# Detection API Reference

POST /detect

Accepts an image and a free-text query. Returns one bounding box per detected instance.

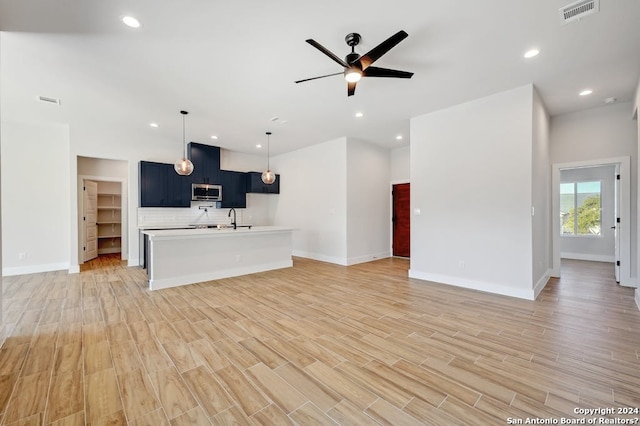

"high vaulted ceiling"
[1,0,639,156]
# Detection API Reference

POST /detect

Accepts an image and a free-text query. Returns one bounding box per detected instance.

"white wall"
[635,77,640,309]
[346,139,391,264]
[560,165,616,262]
[550,102,638,279]
[391,145,410,183]
[410,85,536,299]
[270,138,348,264]
[1,122,71,275]
[532,88,551,296]
[0,34,3,339]
[270,136,392,265]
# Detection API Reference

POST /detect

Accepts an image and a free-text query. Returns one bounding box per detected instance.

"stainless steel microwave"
[192,183,222,201]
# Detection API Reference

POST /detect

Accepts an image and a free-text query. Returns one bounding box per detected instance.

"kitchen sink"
[190,224,252,229]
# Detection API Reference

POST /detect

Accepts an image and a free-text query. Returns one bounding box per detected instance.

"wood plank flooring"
[1,256,639,425]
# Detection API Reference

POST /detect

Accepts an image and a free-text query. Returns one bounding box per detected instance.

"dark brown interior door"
[392,183,410,257]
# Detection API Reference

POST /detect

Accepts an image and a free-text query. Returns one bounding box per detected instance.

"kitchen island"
[142,226,293,290]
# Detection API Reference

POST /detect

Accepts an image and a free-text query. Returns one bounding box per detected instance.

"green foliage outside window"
[562,195,601,235]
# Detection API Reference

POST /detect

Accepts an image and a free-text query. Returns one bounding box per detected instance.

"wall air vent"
[38,96,61,105]
[559,0,599,24]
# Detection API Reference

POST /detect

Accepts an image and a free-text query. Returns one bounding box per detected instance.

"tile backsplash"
[138,205,245,228]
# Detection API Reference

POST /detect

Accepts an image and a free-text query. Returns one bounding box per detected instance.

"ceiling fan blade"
[359,30,409,70]
[306,39,349,68]
[295,72,343,84]
[363,66,414,79]
[347,81,356,97]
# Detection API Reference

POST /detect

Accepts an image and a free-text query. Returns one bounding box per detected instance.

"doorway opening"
[552,157,631,287]
[77,156,128,265]
[392,183,410,258]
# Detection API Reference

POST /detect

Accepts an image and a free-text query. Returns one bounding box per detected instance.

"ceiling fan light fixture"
[345,67,362,83]
[175,110,194,176]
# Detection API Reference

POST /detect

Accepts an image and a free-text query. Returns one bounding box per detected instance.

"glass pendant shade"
[261,131,276,185]
[261,170,275,185]
[175,158,194,175]
[176,110,194,176]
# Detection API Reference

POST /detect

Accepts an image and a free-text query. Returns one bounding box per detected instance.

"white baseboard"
[292,250,348,266]
[408,269,535,300]
[635,289,640,311]
[2,262,70,277]
[346,251,391,266]
[291,250,391,266]
[561,253,615,263]
[533,270,551,299]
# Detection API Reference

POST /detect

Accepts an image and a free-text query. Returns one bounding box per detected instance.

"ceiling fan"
[295,30,414,96]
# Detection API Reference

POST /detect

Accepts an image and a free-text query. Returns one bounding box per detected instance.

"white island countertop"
[142,225,293,238]
[142,225,294,290]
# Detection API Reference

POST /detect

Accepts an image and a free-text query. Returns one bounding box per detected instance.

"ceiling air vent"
[559,0,599,24]
[38,96,61,105]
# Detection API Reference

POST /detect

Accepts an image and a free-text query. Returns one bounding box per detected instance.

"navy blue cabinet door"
[188,142,221,184]
[218,170,247,208]
[246,171,280,194]
[140,161,191,207]
[167,172,191,207]
[140,161,169,207]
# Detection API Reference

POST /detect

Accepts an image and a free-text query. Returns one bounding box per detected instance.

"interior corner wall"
[1,121,71,276]
[531,87,551,297]
[346,139,391,264]
[270,138,348,264]
[409,85,535,299]
[550,102,638,280]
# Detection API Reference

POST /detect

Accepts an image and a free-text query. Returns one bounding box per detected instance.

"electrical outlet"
[236,254,241,262]
[18,252,26,260]
[458,260,465,270]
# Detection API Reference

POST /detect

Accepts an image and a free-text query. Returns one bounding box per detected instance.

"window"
[560,181,602,236]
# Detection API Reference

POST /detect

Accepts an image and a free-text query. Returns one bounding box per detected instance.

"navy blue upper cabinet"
[246,171,280,194]
[188,142,220,184]
[218,170,247,208]
[139,161,191,207]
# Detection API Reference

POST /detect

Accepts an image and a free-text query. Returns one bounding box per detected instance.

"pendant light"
[174,110,194,175]
[261,131,276,185]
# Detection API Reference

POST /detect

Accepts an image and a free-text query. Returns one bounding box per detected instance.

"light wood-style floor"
[1,256,639,425]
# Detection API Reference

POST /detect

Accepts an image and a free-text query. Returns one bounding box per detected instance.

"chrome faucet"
[228,208,237,229]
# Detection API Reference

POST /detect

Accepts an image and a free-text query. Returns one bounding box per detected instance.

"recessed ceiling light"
[211,135,218,140]
[579,89,593,96]
[256,144,262,149]
[149,122,158,128]
[396,135,403,140]
[523,49,540,59]
[122,16,141,28]
[355,112,364,118]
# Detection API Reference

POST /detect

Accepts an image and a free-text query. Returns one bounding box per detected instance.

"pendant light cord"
[266,131,272,170]
[180,110,189,157]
